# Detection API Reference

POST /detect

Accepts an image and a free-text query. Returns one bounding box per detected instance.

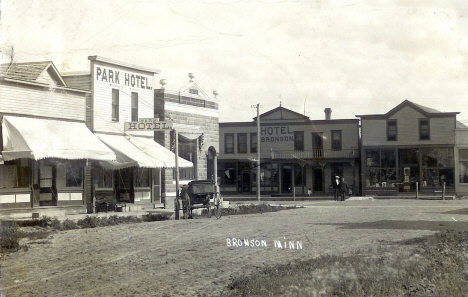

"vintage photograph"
[1,0,468,296]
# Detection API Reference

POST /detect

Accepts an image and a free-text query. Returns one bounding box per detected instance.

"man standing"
[332,175,340,201]
[340,177,348,201]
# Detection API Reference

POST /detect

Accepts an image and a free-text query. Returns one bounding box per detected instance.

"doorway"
[281,165,292,193]
[241,172,251,193]
[313,167,323,192]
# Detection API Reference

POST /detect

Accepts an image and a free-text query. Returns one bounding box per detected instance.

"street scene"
[2,1,468,296]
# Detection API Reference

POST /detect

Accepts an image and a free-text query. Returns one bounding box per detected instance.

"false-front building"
[218,106,360,196]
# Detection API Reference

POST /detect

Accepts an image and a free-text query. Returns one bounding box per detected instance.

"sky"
[1,0,468,124]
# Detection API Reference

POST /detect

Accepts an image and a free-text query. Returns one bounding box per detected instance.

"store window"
[250,133,257,153]
[177,138,197,180]
[419,119,430,140]
[459,149,468,184]
[225,134,234,154]
[131,92,138,121]
[365,149,397,188]
[331,130,342,151]
[94,167,113,189]
[420,147,454,187]
[112,89,119,121]
[66,163,83,188]
[221,162,237,185]
[238,133,247,153]
[134,168,151,188]
[0,159,30,189]
[387,120,397,141]
[294,131,304,151]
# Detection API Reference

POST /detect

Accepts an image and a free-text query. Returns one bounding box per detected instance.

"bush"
[1,221,20,251]
[77,215,99,228]
[61,219,78,230]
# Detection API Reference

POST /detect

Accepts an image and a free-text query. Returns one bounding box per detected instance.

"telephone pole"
[252,104,261,201]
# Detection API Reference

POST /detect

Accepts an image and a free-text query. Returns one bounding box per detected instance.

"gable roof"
[254,106,310,121]
[179,80,209,97]
[0,61,66,86]
[356,99,459,119]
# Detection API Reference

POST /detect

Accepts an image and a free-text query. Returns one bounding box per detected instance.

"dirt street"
[1,199,468,297]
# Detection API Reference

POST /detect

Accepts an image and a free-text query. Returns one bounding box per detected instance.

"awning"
[97,134,193,169]
[1,116,116,161]
[173,123,203,140]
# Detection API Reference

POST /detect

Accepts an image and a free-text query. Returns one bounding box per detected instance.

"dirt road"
[1,199,467,296]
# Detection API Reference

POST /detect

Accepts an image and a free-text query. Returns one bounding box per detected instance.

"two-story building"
[62,56,192,212]
[154,73,220,201]
[218,106,360,196]
[0,61,116,218]
[357,100,459,196]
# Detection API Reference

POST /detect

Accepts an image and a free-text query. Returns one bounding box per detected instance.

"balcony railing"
[271,149,358,160]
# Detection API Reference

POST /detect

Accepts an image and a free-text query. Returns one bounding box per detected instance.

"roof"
[356,99,459,118]
[254,106,310,121]
[0,61,66,86]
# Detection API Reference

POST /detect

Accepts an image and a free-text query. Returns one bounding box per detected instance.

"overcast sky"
[1,0,468,123]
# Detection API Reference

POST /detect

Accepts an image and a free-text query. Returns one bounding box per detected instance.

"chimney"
[325,108,332,120]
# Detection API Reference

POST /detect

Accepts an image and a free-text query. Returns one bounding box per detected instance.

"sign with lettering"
[261,126,294,143]
[95,66,153,90]
[125,119,173,131]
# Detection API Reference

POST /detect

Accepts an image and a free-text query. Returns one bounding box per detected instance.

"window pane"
[366,150,379,167]
[112,89,119,121]
[459,161,468,183]
[131,92,138,121]
[66,163,83,187]
[250,133,257,153]
[331,131,342,150]
[294,131,304,151]
[225,134,234,153]
[238,134,247,153]
[381,149,396,168]
[420,119,429,140]
[387,120,397,141]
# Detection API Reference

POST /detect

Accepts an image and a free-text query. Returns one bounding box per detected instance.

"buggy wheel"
[213,193,222,219]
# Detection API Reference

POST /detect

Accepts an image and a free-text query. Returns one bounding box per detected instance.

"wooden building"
[0,61,115,218]
[218,106,360,196]
[62,56,192,212]
[357,100,459,196]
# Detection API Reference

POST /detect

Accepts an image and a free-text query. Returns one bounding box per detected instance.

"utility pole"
[252,104,261,201]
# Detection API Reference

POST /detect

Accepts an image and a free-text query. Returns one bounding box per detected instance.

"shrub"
[61,219,78,230]
[77,215,99,228]
[1,221,20,251]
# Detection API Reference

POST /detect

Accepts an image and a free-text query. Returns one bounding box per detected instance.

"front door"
[281,165,292,193]
[38,161,57,206]
[313,167,323,192]
[241,172,251,193]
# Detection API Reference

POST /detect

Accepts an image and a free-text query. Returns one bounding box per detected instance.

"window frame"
[419,118,430,140]
[112,88,119,122]
[131,92,138,122]
[331,130,342,151]
[237,133,247,154]
[294,131,304,151]
[387,119,397,141]
[225,133,234,154]
[250,133,257,153]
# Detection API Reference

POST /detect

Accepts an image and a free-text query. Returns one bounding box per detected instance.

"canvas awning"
[1,116,116,161]
[173,123,203,140]
[96,134,193,169]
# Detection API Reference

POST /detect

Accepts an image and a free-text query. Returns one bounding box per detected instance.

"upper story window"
[294,131,304,151]
[131,92,138,122]
[238,133,247,153]
[387,120,397,141]
[250,133,257,153]
[419,118,430,140]
[112,89,119,122]
[331,130,342,151]
[225,134,234,154]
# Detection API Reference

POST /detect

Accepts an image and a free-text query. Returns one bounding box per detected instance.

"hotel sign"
[124,118,173,131]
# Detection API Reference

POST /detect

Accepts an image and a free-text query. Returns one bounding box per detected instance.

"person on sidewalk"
[340,177,348,201]
[333,176,340,201]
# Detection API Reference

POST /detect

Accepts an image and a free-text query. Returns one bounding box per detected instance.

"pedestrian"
[332,175,340,201]
[340,177,348,201]
[307,188,312,196]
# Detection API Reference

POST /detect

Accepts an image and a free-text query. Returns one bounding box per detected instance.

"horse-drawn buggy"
[175,180,222,219]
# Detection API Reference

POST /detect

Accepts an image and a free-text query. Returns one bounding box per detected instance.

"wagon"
[175,180,222,219]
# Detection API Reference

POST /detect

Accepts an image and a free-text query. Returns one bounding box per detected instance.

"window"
[221,162,237,185]
[312,132,323,157]
[459,149,468,184]
[331,130,342,150]
[94,168,113,189]
[238,133,247,153]
[112,89,119,121]
[387,120,397,141]
[66,163,83,187]
[134,168,151,188]
[0,159,30,189]
[176,138,197,180]
[419,119,430,140]
[294,131,304,151]
[250,133,257,153]
[225,134,234,154]
[131,92,138,121]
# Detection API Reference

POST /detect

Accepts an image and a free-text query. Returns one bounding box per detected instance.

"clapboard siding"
[0,82,85,121]
[92,61,155,136]
[62,75,92,129]
[362,106,456,147]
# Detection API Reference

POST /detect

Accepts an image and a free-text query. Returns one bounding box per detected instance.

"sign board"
[124,118,173,131]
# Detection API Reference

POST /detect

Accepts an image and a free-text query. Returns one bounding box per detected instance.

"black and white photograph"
[1,1,468,296]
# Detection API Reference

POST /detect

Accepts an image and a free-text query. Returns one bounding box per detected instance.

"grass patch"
[222,203,297,216]
[225,230,468,296]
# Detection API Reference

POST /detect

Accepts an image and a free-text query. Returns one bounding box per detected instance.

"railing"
[271,149,359,160]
